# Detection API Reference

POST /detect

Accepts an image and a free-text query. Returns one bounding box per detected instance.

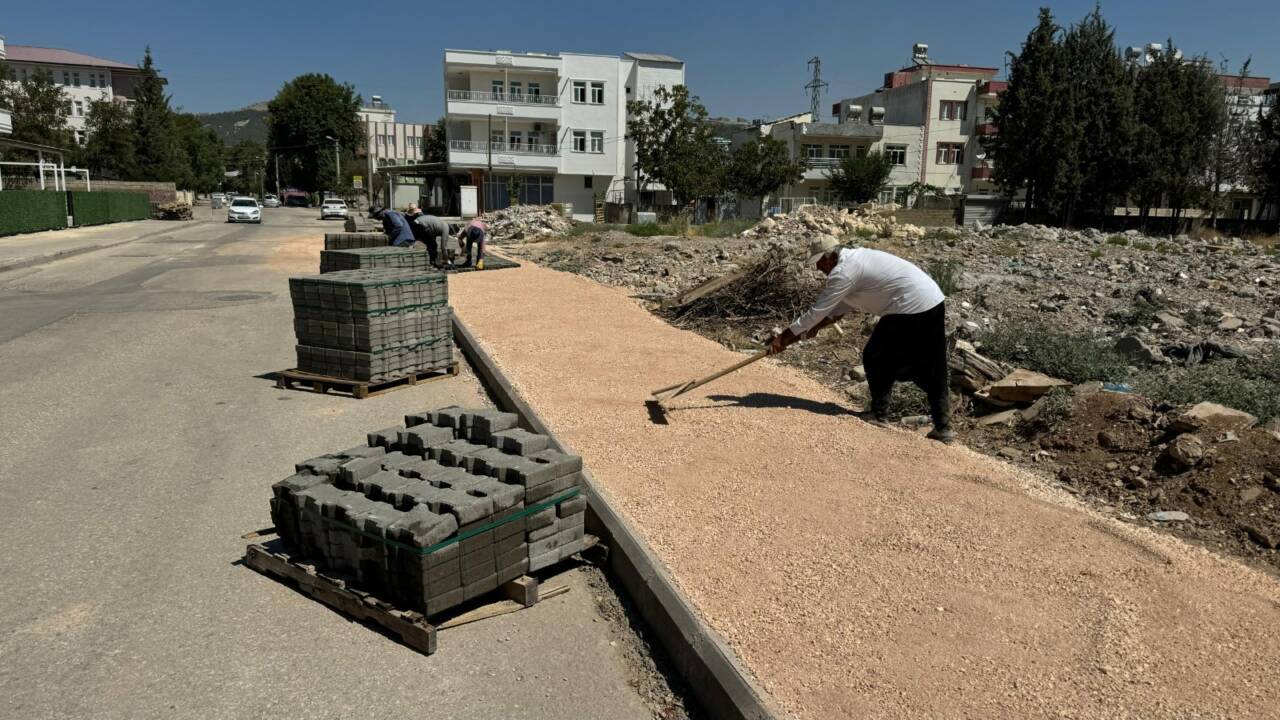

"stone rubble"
[482,205,573,242]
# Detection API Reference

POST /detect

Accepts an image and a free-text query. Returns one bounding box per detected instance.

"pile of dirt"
[482,205,573,242]
[738,203,926,242]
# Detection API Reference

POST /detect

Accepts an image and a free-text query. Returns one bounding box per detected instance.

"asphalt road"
[0,208,666,719]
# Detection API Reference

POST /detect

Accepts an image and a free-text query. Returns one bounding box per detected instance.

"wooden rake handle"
[651,348,772,400]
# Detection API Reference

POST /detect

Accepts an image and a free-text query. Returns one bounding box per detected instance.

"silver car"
[227,197,262,224]
[262,194,280,208]
[320,199,348,220]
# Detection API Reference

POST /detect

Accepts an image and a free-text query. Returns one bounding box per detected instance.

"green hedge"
[0,190,68,236]
[70,191,151,226]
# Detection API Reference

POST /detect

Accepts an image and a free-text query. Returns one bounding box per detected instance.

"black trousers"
[408,227,439,263]
[863,301,950,429]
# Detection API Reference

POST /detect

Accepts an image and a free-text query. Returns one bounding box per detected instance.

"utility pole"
[274,153,280,197]
[805,57,829,122]
[325,135,341,198]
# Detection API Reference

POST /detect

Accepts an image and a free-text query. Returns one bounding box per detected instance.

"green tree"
[130,47,181,181]
[726,136,804,216]
[82,98,137,180]
[224,139,266,196]
[1250,96,1280,219]
[173,113,224,193]
[827,151,893,203]
[0,67,75,151]
[423,117,448,164]
[1207,60,1255,223]
[1133,42,1224,222]
[626,85,727,208]
[266,73,362,194]
[989,8,1067,217]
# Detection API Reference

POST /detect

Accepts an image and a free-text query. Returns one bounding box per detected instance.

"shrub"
[1107,234,1130,246]
[1016,387,1073,437]
[993,239,1020,257]
[925,258,963,296]
[1134,351,1280,423]
[0,190,67,236]
[1106,296,1161,329]
[853,226,879,240]
[1133,240,1153,251]
[695,218,756,237]
[978,322,1130,384]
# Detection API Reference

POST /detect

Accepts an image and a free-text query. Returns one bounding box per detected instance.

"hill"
[195,102,269,145]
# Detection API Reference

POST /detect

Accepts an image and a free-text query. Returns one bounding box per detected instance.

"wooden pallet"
[275,362,459,399]
[242,531,575,656]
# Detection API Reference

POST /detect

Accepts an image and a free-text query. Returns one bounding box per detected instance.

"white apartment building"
[0,36,11,135]
[358,96,431,169]
[442,48,684,219]
[838,50,1002,202]
[1,39,151,145]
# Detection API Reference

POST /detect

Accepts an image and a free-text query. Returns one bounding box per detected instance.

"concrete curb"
[452,316,782,720]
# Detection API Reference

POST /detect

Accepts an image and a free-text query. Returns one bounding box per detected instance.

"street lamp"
[325,135,340,193]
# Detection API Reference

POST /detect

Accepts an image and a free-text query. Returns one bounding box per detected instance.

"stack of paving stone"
[288,268,452,382]
[320,246,434,273]
[269,406,587,616]
[324,232,388,251]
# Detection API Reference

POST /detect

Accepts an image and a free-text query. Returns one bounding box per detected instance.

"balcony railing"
[450,140,559,156]
[447,89,560,107]
[804,157,844,169]
[971,166,994,180]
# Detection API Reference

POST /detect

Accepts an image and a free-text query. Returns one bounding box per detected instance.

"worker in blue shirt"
[369,206,414,247]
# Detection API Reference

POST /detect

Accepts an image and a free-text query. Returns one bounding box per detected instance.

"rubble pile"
[271,406,586,616]
[739,203,926,242]
[483,205,573,242]
[153,202,193,220]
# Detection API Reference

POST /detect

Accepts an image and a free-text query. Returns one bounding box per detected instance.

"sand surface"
[450,263,1280,720]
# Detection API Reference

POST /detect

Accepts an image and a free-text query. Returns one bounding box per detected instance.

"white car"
[262,194,280,208]
[226,197,262,224]
[320,199,348,220]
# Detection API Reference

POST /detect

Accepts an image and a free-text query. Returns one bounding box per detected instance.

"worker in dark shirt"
[368,206,414,247]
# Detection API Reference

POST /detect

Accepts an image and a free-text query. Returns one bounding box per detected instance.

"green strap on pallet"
[322,487,581,556]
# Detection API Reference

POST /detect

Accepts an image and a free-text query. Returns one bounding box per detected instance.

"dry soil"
[450,263,1280,720]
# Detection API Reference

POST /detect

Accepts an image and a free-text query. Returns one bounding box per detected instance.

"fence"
[68,191,152,226]
[0,190,68,236]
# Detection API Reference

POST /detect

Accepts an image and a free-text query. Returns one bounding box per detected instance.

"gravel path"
[450,263,1280,720]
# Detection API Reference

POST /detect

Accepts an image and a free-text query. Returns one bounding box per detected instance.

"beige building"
[358,96,431,170]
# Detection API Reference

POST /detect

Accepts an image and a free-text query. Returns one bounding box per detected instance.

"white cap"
[806,235,842,264]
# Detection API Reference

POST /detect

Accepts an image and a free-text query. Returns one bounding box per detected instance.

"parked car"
[262,194,280,208]
[227,197,262,224]
[320,198,348,220]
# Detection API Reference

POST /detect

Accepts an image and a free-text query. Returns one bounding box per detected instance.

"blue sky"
[6,1,1278,123]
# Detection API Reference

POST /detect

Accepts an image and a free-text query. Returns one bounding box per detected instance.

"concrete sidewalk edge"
[453,314,784,720]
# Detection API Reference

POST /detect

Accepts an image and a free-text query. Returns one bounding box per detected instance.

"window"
[72,72,80,87]
[63,71,71,85]
[572,81,587,103]
[527,130,542,147]
[491,80,504,98]
[584,175,593,189]
[589,130,604,153]
[939,100,966,121]
[802,144,823,159]
[935,142,964,165]
[509,81,522,99]
[74,100,83,117]
[508,130,523,148]
[99,73,107,87]
[828,145,851,159]
[528,82,541,98]
[75,130,85,145]
[19,68,28,82]
[89,74,97,88]
[572,130,587,152]
[885,144,907,165]
[491,130,504,148]
[590,82,604,104]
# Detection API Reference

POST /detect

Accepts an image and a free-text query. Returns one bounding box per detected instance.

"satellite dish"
[976,152,987,161]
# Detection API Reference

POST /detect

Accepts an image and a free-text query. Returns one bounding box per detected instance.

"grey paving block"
[528,548,560,572]
[525,506,556,531]
[463,573,499,601]
[434,489,495,527]
[378,451,417,471]
[528,520,560,543]
[385,505,459,549]
[367,425,405,449]
[527,534,562,559]
[398,459,466,485]
[494,529,525,555]
[357,469,417,501]
[558,537,587,561]
[461,556,497,584]
[528,448,584,477]
[398,424,454,454]
[550,471,585,494]
[489,428,551,456]
[339,445,387,460]
[492,505,528,539]
[294,456,344,477]
[559,511,586,530]
[426,588,465,616]
[525,480,558,504]
[497,557,530,584]
[496,544,528,571]
[338,456,383,486]
[431,406,468,431]
[463,409,519,444]
[430,439,487,467]
[438,473,524,512]
[557,495,587,518]
[458,527,495,555]
[488,456,558,488]
[296,483,351,561]
[403,411,432,428]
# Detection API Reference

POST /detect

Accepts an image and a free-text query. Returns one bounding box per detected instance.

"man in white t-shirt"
[768,236,953,443]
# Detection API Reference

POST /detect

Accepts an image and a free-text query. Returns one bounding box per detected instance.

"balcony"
[974,121,997,136]
[971,166,993,180]
[446,89,560,107]
[978,80,1008,96]
[448,139,559,171]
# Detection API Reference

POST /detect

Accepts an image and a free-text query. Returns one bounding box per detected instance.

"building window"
[73,72,80,87]
[935,142,965,165]
[828,145,851,159]
[99,73,107,87]
[589,131,604,153]
[74,100,83,117]
[885,144,907,165]
[508,130,523,148]
[528,82,541,98]
[584,175,593,189]
[63,71,71,85]
[590,82,604,104]
[75,130,85,145]
[89,74,97,88]
[509,81,523,100]
[801,144,823,159]
[572,130,587,152]
[572,81,587,103]
[491,80,505,98]
[939,100,966,121]
[20,68,28,82]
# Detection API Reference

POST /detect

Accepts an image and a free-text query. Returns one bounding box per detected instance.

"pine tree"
[130,47,180,181]
[173,113,225,193]
[989,8,1066,217]
[82,98,137,179]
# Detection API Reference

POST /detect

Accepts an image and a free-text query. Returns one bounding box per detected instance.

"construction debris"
[270,406,586,617]
[482,205,573,242]
[153,201,193,220]
[738,204,926,242]
[664,246,819,324]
